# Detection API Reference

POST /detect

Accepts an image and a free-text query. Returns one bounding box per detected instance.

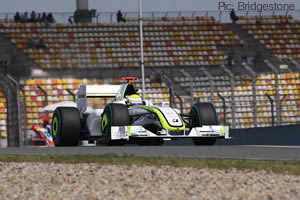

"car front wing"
[110,125,230,140]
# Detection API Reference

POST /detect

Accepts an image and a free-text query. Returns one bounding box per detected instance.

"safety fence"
[0,66,299,147]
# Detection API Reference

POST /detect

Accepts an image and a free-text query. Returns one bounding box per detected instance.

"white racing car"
[51,77,230,146]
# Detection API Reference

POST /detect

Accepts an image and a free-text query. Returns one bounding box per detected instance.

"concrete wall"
[216,124,300,145]
[163,124,300,146]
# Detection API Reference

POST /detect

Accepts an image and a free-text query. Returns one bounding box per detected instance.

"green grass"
[1,154,300,175]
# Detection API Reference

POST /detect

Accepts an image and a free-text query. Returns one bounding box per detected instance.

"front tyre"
[99,103,130,145]
[189,103,218,145]
[52,107,81,146]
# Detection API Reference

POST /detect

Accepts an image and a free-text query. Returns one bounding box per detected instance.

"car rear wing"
[77,85,122,116]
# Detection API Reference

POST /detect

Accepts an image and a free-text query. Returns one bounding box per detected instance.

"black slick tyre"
[52,107,81,146]
[99,103,130,146]
[189,103,218,145]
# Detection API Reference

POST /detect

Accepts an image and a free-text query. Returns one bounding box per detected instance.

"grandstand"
[0,9,299,147]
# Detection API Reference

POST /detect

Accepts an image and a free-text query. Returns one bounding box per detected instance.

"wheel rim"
[101,113,108,132]
[52,116,58,137]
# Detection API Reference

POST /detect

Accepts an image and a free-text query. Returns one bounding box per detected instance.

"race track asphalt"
[1,145,300,161]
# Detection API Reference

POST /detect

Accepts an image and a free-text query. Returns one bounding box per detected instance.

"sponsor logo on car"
[172,119,179,122]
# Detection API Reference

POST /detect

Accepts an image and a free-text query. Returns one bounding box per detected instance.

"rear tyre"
[99,103,130,146]
[52,107,81,146]
[189,103,218,145]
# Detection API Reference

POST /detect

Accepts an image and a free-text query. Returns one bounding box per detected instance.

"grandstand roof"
[1,0,299,13]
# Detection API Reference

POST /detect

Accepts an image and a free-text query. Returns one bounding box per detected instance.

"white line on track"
[245,145,300,149]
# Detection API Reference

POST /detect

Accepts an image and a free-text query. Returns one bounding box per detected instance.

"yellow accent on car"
[130,94,140,98]
[127,126,132,136]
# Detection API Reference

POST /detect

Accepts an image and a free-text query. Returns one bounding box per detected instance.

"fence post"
[37,85,48,117]
[160,71,179,110]
[220,64,236,128]
[67,89,76,102]
[265,94,274,126]
[6,74,22,147]
[180,69,194,106]
[19,86,27,138]
[217,92,226,125]
[168,84,177,108]
[289,58,300,71]
[110,13,113,23]
[280,95,287,125]
[264,60,280,125]
[201,68,214,106]
[242,62,257,127]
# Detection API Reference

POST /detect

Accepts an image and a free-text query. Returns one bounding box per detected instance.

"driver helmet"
[32,124,40,132]
[42,117,49,128]
[42,117,49,123]
[126,94,143,106]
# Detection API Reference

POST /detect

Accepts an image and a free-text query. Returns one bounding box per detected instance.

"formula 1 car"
[25,125,54,147]
[51,77,229,146]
